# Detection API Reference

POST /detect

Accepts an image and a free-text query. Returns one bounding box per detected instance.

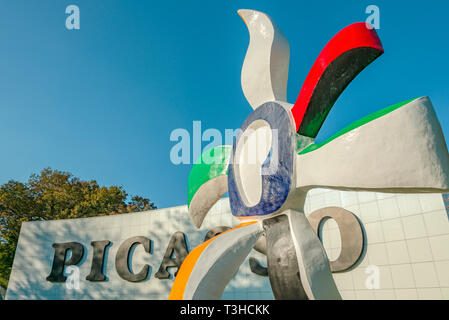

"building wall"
[5,189,449,300]
[308,189,449,300]
[5,198,273,300]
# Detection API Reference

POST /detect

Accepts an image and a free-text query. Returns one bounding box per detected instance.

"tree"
[0,168,156,288]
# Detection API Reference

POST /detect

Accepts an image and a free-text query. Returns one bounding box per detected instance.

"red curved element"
[291,22,384,137]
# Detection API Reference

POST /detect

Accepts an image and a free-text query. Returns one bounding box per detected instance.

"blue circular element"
[228,102,295,217]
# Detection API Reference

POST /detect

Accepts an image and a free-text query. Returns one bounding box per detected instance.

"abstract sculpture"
[169,9,449,300]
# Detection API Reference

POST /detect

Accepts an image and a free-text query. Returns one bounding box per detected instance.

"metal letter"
[307,207,364,272]
[46,242,84,282]
[86,240,111,281]
[155,232,189,279]
[115,236,151,282]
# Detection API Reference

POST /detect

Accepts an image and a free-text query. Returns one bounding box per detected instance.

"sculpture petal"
[188,146,232,228]
[296,97,449,193]
[291,22,384,136]
[287,210,341,299]
[238,9,290,109]
[263,210,341,300]
[168,221,263,300]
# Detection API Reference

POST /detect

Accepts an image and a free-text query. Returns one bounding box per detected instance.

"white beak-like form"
[238,9,290,110]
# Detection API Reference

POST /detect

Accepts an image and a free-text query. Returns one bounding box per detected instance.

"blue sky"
[0,0,448,209]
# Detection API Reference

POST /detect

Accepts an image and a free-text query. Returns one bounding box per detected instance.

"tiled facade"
[5,189,449,300]
[310,189,449,300]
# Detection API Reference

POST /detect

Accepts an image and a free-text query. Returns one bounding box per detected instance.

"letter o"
[307,207,364,272]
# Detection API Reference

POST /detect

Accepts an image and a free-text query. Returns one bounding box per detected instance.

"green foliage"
[0,168,156,288]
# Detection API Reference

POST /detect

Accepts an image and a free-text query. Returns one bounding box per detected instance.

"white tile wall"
[429,234,449,260]
[6,189,449,300]
[381,219,405,242]
[367,243,389,266]
[402,215,427,239]
[417,288,442,300]
[406,238,433,263]
[390,264,416,288]
[307,189,449,300]
[435,261,449,287]
[424,210,449,235]
[395,288,418,299]
[386,241,410,265]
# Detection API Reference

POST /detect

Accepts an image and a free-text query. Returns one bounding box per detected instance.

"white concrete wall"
[5,198,272,300]
[5,190,449,300]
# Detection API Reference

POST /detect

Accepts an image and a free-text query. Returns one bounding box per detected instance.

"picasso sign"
[45,206,362,284]
[168,9,449,300]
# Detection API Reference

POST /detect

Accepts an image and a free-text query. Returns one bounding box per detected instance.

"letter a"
[66,5,80,30]
[365,5,380,30]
